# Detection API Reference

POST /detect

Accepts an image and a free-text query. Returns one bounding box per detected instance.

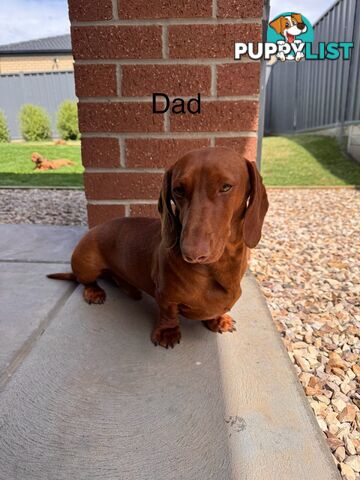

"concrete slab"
[0,224,86,263]
[0,262,75,383]
[0,274,339,480]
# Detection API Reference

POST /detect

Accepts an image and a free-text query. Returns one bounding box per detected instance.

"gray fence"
[265,0,360,135]
[0,70,76,139]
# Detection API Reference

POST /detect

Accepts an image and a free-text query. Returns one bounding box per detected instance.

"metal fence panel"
[265,0,360,135]
[0,70,76,139]
[266,61,297,134]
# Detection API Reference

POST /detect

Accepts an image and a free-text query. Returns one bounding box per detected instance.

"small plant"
[57,100,80,140]
[0,110,10,143]
[19,104,51,141]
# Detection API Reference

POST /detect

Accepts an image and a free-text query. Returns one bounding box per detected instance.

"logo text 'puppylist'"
[235,12,354,62]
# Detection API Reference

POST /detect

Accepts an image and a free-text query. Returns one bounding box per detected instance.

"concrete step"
[0,225,340,480]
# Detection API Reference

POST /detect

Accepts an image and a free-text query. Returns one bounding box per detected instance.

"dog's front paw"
[202,314,236,334]
[151,326,181,349]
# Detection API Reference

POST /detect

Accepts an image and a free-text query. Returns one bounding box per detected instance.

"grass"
[0,135,360,188]
[262,135,360,186]
[0,141,83,187]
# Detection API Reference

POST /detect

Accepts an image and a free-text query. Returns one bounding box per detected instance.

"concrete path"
[0,225,340,480]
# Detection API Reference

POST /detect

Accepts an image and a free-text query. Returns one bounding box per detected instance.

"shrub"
[57,100,80,140]
[19,104,52,141]
[0,110,10,143]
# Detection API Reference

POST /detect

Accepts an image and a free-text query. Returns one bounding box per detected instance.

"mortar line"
[119,138,126,166]
[79,95,259,103]
[124,204,130,216]
[162,25,169,59]
[212,0,217,18]
[116,64,122,96]
[164,110,170,132]
[88,199,158,205]
[111,0,119,20]
[210,65,217,96]
[85,167,165,173]
[75,58,258,65]
[0,282,78,392]
[71,18,261,26]
[81,131,258,139]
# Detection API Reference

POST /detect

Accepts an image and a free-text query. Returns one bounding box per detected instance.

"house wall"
[68,0,266,227]
[0,55,73,74]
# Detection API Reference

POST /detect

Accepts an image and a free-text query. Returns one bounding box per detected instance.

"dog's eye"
[285,22,290,27]
[173,186,185,197]
[220,184,232,193]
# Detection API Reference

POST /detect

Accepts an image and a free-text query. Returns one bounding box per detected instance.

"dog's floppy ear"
[158,168,181,248]
[243,160,269,249]
[270,16,284,34]
[292,13,303,24]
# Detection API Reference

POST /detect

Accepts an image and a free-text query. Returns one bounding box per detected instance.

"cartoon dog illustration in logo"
[270,13,308,62]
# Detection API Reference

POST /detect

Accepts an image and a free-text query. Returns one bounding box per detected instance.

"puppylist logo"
[235,12,353,62]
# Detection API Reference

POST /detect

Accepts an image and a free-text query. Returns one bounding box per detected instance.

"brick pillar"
[69,0,265,228]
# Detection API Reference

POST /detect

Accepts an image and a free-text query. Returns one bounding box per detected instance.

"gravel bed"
[0,189,87,226]
[1,187,359,478]
[252,189,360,480]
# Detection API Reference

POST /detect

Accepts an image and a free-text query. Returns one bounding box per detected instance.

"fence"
[265,0,360,135]
[0,70,76,139]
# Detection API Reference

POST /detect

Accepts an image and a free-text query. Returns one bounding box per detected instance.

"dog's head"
[270,13,307,42]
[31,152,43,165]
[158,147,268,264]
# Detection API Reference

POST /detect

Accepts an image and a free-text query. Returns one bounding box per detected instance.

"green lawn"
[0,142,83,187]
[0,135,360,188]
[262,135,360,186]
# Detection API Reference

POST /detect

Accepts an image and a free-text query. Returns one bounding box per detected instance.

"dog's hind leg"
[71,248,107,305]
[83,282,106,304]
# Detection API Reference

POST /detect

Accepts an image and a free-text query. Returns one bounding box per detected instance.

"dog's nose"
[183,253,210,264]
[298,22,305,30]
[181,243,211,264]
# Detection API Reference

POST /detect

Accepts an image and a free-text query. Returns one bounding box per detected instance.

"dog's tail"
[47,272,77,281]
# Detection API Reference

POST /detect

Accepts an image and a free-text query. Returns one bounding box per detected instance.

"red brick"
[71,26,162,60]
[169,24,262,58]
[125,138,210,168]
[68,0,113,21]
[78,102,164,133]
[215,137,258,162]
[217,0,264,18]
[217,63,261,96]
[122,65,211,97]
[84,173,163,200]
[87,204,125,228]
[119,0,211,19]
[130,204,159,217]
[74,65,117,97]
[170,101,259,132]
[81,138,120,168]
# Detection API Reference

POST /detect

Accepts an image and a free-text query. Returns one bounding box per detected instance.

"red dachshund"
[32,152,74,170]
[48,147,269,348]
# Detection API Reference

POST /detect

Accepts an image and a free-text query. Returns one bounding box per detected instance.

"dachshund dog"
[32,152,75,171]
[48,147,269,348]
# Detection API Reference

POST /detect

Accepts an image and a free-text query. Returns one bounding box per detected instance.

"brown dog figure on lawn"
[48,147,269,348]
[32,152,75,170]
